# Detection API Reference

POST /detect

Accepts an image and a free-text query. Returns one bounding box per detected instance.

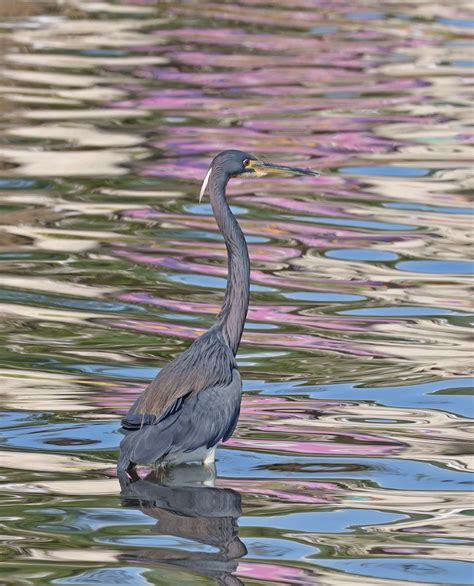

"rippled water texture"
[0,1,473,585]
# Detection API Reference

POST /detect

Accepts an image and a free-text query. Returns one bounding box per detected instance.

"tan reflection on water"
[0,147,141,176]
[0,450,109,473]
[0,369,91,411]
[8,124,143,147]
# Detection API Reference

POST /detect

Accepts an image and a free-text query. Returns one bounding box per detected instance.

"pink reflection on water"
[237,561,318,584]
[121,208,409,246]
[92,382,146,414]
[227,487,326,505]
[218,477,342,505]
[132,66,357,89]
[226,437,401,456]
[237,196,353,217]
[151,26,332,52]
[129,242,301,262]
[112,237,393,293]
[244,113,440,132]
[155,129,397,158]
[118,291,395,334]
[108,318,381,357]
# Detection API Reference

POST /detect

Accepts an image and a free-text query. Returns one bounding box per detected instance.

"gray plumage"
[118,150,318,472]
[119,366,241,469]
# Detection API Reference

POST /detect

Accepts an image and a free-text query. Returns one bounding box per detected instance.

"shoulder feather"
[135,329,236,417]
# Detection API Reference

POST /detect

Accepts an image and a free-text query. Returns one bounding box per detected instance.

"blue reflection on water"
[53,567,153,586]
[165,272,276,292]
[185,203,247,215]
[384,202,473,214]
[291,215,417,231]
[63,363,159,379]
[36,507,156,532]
[326,248,398,261]
[347,11,384,20]
[172,229,269,243]
[315,558,474,585]
[218,451,473,490]
[100,534,219,552]
[0,178,46,189]
[242,508,407,533]
[340,166,430,177]
[283,291,365,302]
[253,378,474,418]
[0,289,142,313]
[1,421,119,451]
[243,536,318,560]
[439,18,474,28]
[0,411,47,429]
[396,260,473,274]
[340,306,470,317]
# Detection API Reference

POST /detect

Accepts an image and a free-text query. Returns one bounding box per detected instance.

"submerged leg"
[117,465,139,490]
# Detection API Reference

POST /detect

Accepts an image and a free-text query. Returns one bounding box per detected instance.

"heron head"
[199,149,319,201]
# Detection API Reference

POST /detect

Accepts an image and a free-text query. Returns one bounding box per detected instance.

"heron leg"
[203,448,217,486]
[203,446,217,466]
[117,465,139,490]
[154,460,171,483]
[127,466,140,482]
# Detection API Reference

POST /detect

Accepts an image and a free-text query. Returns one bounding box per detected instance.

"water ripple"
[0,0,472,584]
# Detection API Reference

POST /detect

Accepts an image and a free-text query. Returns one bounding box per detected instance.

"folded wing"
[118,369,242,470]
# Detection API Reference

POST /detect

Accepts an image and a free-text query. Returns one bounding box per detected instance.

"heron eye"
[243,159,250,167]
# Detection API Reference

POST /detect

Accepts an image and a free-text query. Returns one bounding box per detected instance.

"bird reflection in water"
[119,465,247,585]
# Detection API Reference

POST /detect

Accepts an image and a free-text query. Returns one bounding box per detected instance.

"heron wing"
[118,369,242,470]
[121,393,190,432]
[121,329,236,427]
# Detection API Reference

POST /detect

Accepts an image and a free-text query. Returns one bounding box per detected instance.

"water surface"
[0,1,472,585]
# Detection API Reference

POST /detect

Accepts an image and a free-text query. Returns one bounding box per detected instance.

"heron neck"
[209,172,250,355]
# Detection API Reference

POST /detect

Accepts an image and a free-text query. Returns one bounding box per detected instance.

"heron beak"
[246,159,320,177]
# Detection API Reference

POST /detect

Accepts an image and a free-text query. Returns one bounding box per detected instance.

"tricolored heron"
[118,150,319,473]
